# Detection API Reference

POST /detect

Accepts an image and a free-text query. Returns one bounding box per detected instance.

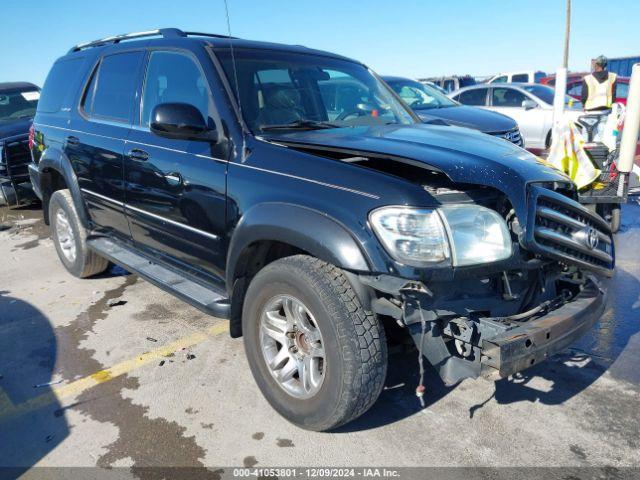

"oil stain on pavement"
[54,276,218,479]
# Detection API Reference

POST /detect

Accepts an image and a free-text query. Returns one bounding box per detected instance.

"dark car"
[0,82,40,206]
[383,76,523,147]
[30,29,613,431]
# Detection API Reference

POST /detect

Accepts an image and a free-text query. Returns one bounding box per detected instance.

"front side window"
[0,88,40,123]
[83,51,143,122]
[217,49,415,133]
[492,75,508,83]
[456,88,488,106]
[511,73,529,83]
[141,50,214,127]
[492,87,526,107]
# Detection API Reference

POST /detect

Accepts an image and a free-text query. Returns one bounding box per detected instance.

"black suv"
[30,29,613,431]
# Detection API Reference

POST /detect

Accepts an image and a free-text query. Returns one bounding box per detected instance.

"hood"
[415,105,516,133]
[0,117,32,141]
[263,124,571,220]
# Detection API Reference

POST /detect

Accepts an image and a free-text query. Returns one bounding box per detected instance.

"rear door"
[67,50,144,239]
[124,48,228,280]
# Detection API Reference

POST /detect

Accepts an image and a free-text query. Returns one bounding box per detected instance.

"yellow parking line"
[0,322,229,423]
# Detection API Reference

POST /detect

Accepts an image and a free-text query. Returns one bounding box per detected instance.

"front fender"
[226,202,371,288]
[38,147,89,228]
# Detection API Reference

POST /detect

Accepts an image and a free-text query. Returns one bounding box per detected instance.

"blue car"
[383,76,523,147]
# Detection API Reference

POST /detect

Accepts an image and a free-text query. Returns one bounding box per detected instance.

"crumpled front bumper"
[480,278,605,378]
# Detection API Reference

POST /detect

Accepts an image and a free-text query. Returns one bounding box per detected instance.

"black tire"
[49,189,109,278]
[242,255,387,431]
[597,203,621,234]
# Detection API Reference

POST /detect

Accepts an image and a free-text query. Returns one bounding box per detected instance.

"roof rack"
[68,28,234,53]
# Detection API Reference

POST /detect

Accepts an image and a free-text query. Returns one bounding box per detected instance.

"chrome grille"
[525,186,614,273]
[490,127,523,146]
[0,135,30,180]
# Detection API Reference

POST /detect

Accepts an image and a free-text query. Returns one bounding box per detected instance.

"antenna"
[223,0,247,157]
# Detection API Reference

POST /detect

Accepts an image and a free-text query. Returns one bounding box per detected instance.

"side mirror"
[522,99,537,110]
[150,103,218,142]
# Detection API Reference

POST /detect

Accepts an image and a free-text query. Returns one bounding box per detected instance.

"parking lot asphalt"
[0,201,639,476]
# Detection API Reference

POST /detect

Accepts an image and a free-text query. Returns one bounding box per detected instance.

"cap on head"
[595,55,608,68]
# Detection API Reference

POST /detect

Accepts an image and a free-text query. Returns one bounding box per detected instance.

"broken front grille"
[0,134,31,182]
[524,185,614,274]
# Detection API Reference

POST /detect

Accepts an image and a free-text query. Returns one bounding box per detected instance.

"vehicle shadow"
[338,264,640,432]
[0,291,69,477]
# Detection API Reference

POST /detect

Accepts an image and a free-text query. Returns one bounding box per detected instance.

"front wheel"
[49,189,109,278]
[242,255,387,431]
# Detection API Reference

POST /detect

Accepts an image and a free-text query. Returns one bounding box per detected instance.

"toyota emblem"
[585,227,599,250]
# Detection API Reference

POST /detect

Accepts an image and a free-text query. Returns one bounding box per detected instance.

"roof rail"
[68,28,233,53]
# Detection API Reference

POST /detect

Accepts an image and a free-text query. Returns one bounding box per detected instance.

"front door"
[124,49,228,280]
[489,87,546,149]
[67,50,144,240]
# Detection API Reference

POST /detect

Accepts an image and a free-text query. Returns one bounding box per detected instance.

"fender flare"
[38,147,90,227]
[226,202,372,288]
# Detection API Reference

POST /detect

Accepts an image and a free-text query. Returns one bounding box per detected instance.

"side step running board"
[87,236,230,319]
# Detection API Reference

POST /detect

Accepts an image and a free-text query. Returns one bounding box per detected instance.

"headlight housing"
[369,205,512,268]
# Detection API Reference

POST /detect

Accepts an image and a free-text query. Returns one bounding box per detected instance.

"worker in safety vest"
[581,55,617,111]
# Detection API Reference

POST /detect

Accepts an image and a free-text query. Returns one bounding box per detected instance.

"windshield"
[386,79,458,110]
[0,88,40,123]
[217,49,416,133]
[522,84,582,109]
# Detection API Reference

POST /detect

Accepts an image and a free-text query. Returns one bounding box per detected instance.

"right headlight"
[369,205,512,268]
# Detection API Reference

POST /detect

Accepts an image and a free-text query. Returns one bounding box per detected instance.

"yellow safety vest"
[584,72,617,110]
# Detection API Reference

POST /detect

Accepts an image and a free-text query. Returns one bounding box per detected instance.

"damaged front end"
[361,183,614,385]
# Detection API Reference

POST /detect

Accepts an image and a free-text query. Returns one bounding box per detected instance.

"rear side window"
[83,51,143,122]
[456,88,487,106]
[511,73,529,83]
[38,58,84,113]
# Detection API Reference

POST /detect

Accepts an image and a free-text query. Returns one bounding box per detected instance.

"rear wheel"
[242,255,387,431]
[597,203,621,234]
[49,189,109,278]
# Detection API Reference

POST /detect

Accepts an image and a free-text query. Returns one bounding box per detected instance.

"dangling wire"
[415,300,426,408]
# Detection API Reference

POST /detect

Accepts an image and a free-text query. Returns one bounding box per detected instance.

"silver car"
[449,83,582,152]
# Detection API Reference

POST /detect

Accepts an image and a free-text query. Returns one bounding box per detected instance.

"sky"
[1,0,638,87]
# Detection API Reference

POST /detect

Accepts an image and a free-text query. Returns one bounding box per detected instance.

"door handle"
[66,136,79,146]
[127,148,149,161]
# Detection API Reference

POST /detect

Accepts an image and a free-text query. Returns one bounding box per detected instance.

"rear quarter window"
[37,58,84,113]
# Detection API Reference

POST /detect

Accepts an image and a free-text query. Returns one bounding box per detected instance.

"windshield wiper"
[260,120,342,131]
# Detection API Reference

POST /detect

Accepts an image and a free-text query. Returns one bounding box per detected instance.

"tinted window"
[217,49,414,133]
[38,58,83,113]
[567,82,582,96]
[443,79,455,92]
[492,75,508,83]
[141,51,213,127]
[456,88,487,106]
[492,88,527,107]
[511,74,529,83]
[86,52,142,121]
